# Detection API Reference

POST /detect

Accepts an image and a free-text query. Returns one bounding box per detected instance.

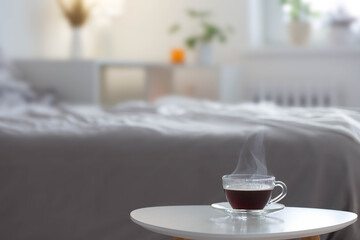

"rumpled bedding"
[0,50,36,106]
[1,96,360,143]
[0,97,359,240]
[0,49,54,108]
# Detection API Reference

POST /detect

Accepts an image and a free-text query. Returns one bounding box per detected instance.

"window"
[308,0,360,18]
[251,0,360,47]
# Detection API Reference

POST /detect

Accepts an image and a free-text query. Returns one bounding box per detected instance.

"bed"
[0,97,359,240]
[0,56,359,240]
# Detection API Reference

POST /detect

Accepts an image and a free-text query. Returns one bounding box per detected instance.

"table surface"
[130,205,357,240]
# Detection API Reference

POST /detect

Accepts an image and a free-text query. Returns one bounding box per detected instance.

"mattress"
[0,97,359,240]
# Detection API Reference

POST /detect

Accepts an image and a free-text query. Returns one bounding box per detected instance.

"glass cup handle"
[268,181,287,205]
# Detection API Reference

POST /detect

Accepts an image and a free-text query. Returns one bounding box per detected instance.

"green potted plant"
[169,9,233,65]
[279,0,317,45]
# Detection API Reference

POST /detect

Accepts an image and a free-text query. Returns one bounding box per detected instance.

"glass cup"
[222,174,287,210]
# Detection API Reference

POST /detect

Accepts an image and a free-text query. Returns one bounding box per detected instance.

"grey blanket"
[0,97,359,240]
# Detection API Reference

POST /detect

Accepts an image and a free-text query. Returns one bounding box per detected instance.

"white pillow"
[0,48,36,106]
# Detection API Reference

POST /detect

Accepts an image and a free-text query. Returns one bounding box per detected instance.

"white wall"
[0,0,249,63]
[0,0,67,58]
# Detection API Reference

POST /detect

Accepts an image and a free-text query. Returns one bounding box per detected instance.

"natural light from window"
[304,0,360,17]
[263,0,360,47]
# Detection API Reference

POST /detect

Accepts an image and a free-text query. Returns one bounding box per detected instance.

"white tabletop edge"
[130,216,357,240]
[130,206,358,240]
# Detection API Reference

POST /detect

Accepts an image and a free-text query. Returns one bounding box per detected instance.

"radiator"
[248,79,340,107]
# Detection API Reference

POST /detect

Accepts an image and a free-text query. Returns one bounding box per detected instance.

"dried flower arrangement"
[58,0,97,27]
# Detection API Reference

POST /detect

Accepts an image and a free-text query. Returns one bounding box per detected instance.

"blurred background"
[1,0,360,107]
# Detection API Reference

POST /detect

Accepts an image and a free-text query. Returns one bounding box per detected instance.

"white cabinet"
[14,60,100,104]
[14,60,241,105]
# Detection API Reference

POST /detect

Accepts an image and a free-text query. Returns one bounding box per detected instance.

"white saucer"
[211,202,285,216]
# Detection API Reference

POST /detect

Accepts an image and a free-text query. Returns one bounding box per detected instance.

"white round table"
[130,205,357,240]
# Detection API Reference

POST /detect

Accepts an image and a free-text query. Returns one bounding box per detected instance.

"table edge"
[130,206,358,240]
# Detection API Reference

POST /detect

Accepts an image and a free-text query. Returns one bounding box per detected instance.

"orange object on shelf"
[171,48,185,64]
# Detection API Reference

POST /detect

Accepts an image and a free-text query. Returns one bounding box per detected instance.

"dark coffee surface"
[225,189,272,210]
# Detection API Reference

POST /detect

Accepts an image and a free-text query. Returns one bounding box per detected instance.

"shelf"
[13,58,232,70]
[243,46,360,58]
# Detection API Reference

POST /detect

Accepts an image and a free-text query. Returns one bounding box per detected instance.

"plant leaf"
[279,0,288,6]
[187,9,198,18]
[218,33,227,43]
[198,11,211,18]
[180,9,232,48]
[187,9,211,19]
[168,24,181,34]
[185,36,198,49]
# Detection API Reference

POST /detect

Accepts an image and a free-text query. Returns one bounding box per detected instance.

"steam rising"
[232,129,268,176]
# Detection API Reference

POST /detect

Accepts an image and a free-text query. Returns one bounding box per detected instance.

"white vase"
[327,26,355,46]
[197,44,214,66]
[287,21,311,46]
[71,27,83,59]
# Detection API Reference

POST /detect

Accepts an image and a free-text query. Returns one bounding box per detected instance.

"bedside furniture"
[130,205,357,240]
[14,60,241,105]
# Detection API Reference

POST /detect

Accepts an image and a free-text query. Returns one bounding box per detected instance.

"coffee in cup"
[222,174,287,210]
